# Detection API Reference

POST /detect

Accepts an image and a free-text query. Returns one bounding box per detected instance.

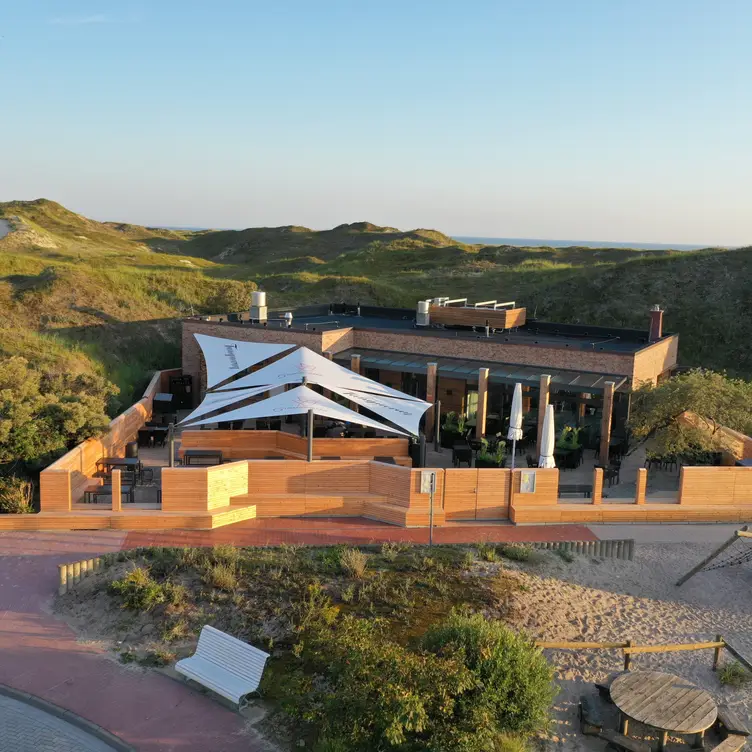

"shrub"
[719,661,750,687]
[210,543,240,566]
[286,615,474,750]
[380,541,403,562]
[205,562,239,592]
[422,612,556,737]
[499,544,537,563]
[339,547,369,579]
[0,474,34,514]
[476,541,498,562]
[109,567,167,611]
[554,548,575,563]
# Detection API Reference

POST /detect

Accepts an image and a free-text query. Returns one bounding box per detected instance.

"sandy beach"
[501,543,752,751]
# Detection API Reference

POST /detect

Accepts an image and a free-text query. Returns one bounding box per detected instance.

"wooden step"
[365,501,447,528]
[232,492,389,518]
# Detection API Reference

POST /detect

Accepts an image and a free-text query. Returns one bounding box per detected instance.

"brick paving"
[0,693,116,752]
[122,517,597,549]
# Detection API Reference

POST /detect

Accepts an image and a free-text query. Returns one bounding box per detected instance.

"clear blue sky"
[2,1,751,245]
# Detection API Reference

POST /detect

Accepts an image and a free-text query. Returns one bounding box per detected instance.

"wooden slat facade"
[429,305,527,329]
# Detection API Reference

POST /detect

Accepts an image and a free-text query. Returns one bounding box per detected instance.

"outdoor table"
[611,670,717,750]
[182,449,223,466]
[96,457,142,475]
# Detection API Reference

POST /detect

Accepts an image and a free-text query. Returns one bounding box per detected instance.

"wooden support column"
[577,392,589,424]
[111,469,122,512]
[635,468,647,504]
[536,374,552,457]
[599,381,616,466]
[476,368,489,439]
[323,351,333,398]
[349,354,361,412]
[592,467,603,505]
[425,362,438,440]
[522,386,531,414]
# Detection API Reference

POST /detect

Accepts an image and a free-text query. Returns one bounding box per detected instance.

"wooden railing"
[535,636,752,673]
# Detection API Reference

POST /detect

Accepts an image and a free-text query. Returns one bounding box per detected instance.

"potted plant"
[441,411,466,449]
[475,437,507,468]
[556,426,581,451]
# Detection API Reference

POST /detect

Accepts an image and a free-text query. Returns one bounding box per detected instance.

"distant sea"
[453,236,719,251]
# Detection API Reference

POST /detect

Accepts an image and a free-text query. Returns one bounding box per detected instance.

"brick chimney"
[649,304,664,342]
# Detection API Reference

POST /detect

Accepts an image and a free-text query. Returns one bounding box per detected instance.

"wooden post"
[349,354,361,412]
[476,368,489,439]
[599,381,615,467]
[80,559,89,577]
[536,374,551,457]
[522,386,531,414]
[635,468,647,505]
[72,561,81,584]
[111,469,122,512]
[592,467,603,505]
[425,362,438,440]
[676,527,747,586]
[624,639,633,671]
[713,634,724,670]
[323,351,333,398]
[58,565,67,595]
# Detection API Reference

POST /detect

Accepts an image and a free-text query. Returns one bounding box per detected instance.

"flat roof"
[194,302,672,355]
[332,348,628,393]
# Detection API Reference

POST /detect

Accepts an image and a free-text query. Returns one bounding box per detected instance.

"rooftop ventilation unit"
[250,291,268,323]
[416,300,430,327]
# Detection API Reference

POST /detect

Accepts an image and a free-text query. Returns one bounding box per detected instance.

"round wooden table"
[611,670,717,750]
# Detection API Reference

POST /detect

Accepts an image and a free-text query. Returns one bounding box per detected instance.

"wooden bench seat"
[579,694,604,735]
[710,734,747,752]
[598,728,651,752]
[717,705,750,737]
[233,492,389,518]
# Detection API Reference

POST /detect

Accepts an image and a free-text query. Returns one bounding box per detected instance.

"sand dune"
[504,543,752,751]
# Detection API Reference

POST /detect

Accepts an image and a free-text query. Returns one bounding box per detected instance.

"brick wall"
[632,335,679,386]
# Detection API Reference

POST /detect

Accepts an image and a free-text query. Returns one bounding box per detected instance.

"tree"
[0,357,117,468]
[204,280,258,314]
[628,370,752,456]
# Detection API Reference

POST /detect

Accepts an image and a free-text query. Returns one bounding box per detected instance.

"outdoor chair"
[453,445,472,467]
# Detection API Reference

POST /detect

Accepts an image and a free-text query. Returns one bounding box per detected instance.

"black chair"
[453,445,472,467]
[526,455,537,468]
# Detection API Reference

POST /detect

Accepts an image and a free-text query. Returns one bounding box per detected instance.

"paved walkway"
[0,692,116,752]
[0,532,258,752]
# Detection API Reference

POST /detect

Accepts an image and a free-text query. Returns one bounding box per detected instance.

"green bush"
[499,544,537,563]
[204,562,239,591]
[422,612,556,737]
[719,661,750,687]
[0,474,34,514]
[109,567,167,611]
[339,547,369,579]
[285,615,475,750]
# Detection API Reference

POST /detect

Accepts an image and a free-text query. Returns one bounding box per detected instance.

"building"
[182,296,678,464]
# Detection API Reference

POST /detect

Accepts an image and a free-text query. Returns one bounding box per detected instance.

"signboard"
[420,470,437,494]
[519,470,537,494]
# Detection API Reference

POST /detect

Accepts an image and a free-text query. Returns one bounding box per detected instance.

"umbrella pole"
[510,438,516,471]
[307,409,314,462]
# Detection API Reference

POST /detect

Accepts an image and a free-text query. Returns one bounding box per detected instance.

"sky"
[1,1,751,245]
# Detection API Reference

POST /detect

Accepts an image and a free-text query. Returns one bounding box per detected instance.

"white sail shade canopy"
[214,346,424,402]
[326,385,430,436]
[194,334,294,389]
[186,385,408,435]
[179,385,272,425]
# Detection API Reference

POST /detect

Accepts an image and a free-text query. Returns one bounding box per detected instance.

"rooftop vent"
[250,290,268,323]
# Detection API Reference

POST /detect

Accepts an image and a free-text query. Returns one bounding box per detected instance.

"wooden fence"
[535,636,752,673]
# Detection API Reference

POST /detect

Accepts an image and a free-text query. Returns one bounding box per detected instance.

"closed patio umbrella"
[538,404,556,469]
[507,382,523,470]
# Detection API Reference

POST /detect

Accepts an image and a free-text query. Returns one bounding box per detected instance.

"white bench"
[175,625,270,708]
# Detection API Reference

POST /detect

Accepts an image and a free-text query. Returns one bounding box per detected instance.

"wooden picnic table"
[182,449,224,466]
[611,670,717,750]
